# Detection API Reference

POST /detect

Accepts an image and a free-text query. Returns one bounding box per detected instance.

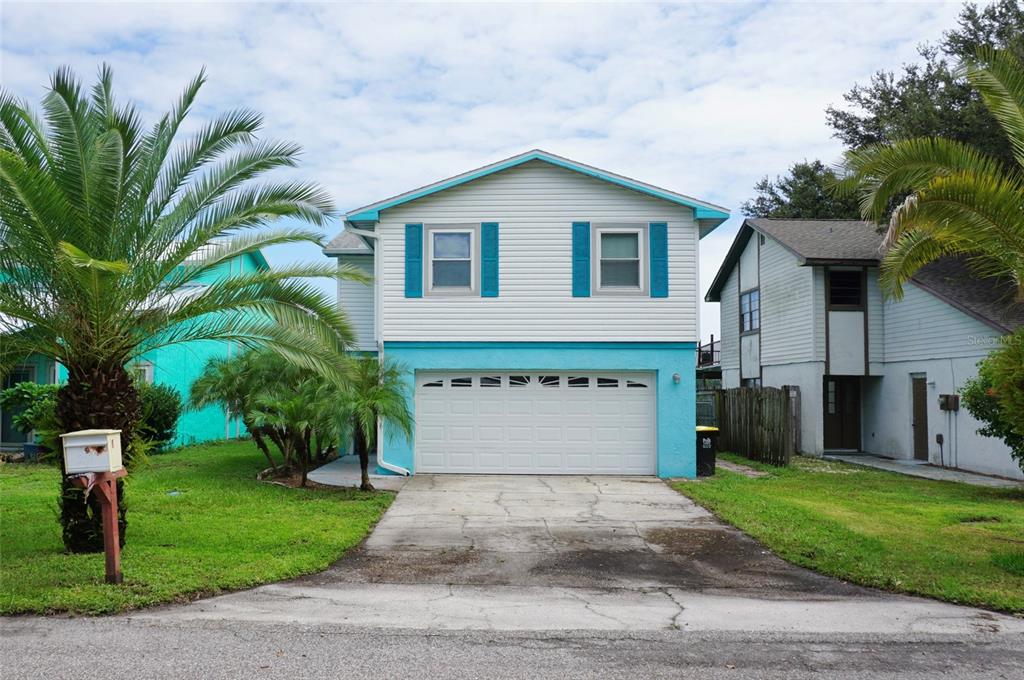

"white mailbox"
[61,429,123,474]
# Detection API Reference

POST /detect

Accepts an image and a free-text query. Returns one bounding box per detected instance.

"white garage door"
[415,372,656,474]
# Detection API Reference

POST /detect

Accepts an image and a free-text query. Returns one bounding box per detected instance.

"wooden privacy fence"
[715,386,800,466]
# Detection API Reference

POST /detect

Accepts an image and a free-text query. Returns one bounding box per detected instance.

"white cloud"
[1,0,969,339]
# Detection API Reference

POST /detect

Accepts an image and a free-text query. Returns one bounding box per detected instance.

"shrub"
[961,331,1024,473]
[137,382,182,451]
[0,382,60,458]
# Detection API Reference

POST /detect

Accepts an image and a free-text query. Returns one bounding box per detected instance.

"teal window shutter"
[649,222,668,298]
[481,222,499,297]
[405,223,423,298]
[572,222,591,297]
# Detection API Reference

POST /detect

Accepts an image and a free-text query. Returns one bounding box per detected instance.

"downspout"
[346,225,410,476]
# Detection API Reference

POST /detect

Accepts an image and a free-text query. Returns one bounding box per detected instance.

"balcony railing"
[697,336,720,368]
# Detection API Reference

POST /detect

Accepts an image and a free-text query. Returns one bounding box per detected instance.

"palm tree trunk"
[354,424,374,491]
[55,361,139,554]
[248,425,277,472]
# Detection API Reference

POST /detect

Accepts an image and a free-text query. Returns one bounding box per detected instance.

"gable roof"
[340,149,730,231]
[705,218,1024,334]
[323,229,372,256]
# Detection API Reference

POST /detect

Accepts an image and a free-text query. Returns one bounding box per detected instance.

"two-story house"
[324,150,729,478]
[707,218,1024,481]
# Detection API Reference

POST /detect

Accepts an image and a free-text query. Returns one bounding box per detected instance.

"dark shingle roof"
[706,218,1024,333]
[323,229,371,255]
[747,218,884,263]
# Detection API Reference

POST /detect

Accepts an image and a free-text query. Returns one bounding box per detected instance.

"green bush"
[961,331,1024,474]
[137,382,182,451]
[0,382,60,457]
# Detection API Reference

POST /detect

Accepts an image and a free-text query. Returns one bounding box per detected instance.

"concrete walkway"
[825,454,1024,488]
[132,474,1024,635]
[307,454,408,491]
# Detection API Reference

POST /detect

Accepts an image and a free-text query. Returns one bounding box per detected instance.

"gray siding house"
[707,218,1024,481]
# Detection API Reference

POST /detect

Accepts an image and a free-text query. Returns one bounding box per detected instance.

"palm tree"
[840,47,1024,299]
[189,351,282,473]
[342,357,413,491]
[0,66,363,552]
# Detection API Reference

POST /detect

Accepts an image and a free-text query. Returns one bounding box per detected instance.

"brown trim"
[758,234,763,384]
[824,266,831,375]
[862,266,869,376]
[737,255,743,379]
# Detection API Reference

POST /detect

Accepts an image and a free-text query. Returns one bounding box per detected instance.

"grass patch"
[0,440,392,615]
[673,454,1024,613]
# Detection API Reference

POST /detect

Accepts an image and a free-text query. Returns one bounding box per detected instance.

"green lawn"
[0,440,392,615]
[673,454,1024,613]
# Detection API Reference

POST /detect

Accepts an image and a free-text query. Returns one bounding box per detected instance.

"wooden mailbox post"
[61,429,126,585]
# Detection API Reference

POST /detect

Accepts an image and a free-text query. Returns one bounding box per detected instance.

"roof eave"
[343,150,730,225]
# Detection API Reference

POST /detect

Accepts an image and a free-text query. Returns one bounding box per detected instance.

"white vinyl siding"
[337,255,375,352]
[866,270,884,370]
[760,237,814,365]
[738,235,759,291]
[377,161,698,342]
[813,267,827,362]
[719,268,739,370]
[883,282,1002,362]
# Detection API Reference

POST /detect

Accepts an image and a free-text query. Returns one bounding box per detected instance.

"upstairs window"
[428,228,475,292]
[596,227,645,292]
[828,270,863,309]
[740,289,760,333]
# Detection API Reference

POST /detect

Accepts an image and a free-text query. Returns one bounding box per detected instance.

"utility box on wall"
[61,429,123,474]
[938,394,960,412]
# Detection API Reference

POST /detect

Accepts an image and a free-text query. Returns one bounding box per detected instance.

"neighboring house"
[706,218,1024,481]
[324,149,729,478]
[0,250,267,449]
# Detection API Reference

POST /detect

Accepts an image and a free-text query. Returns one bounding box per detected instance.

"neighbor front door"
[823,376,860,450]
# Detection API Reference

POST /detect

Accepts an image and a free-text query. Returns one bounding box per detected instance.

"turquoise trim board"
[345,150,730,227]
[380,342,697,479]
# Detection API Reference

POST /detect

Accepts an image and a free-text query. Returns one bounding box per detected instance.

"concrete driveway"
[132,475,1024,635]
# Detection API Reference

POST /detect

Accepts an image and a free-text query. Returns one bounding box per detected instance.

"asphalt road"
[2,617,1023,680]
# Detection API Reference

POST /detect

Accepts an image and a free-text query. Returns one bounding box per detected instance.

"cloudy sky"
[2,1,968,340]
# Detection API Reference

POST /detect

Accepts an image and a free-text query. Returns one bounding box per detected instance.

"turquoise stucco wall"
[380,341,697,478]
[13,251,265,447]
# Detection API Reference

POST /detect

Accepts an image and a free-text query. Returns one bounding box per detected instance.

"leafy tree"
[742,160,861,218]
[0,66,361,553]
[961,345,1024,473]
[341,357,413,491]
[0,382,59,455]
[826,0,1024,169]
[840,47,1024,299]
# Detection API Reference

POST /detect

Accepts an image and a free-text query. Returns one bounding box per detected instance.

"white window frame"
[593,224,647,295]
[425,225,478,296]
[131,360,155,384]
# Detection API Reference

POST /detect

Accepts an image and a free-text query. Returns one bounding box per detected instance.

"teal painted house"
[0,250,268,449]
[324,150,728,479]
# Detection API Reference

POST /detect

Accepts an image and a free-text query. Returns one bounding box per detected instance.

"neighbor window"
[428,227,476,292]
[740,290,760,333]
[828,270,863,309]
[130,361,154,384]
[596,227,645,292]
